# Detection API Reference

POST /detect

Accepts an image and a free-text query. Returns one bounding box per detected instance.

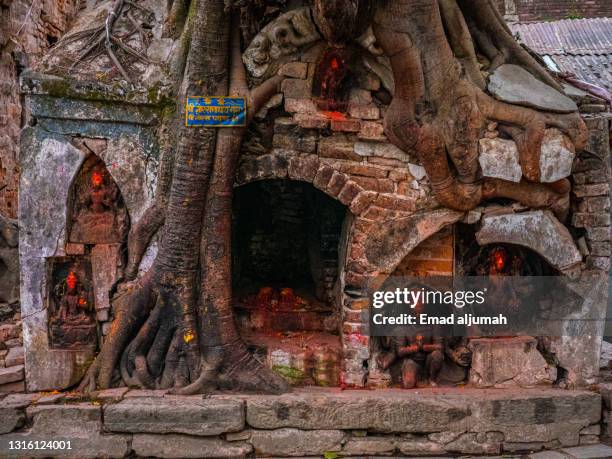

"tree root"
[483,178,571,220]
[68,0,155,83]
[78,275,155,392]
[374,0,586,214]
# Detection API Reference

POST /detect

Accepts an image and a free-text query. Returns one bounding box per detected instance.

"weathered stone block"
[280,62,308,79]
[572,213,611,228]
[274,117,297,134]
[249,428,345,456]
[540,128,575,182]
[288,155,320,182]
[574,184,610,198]
[561,444,612,458]
[586,227,610,242]
[340,162,388,178]
[348,104,380,120]
[104,398,244,435]
[35,393,64,405]
[0,365,23,385]
[319,137,360,161]
[91,244,121,312]
[354,142,408,161]
[585,197,610,213]
[285,98,317,114]
[0,395,27,434]
[476,210,582,271]
[397,438,445,455]
[587,256,610,271]
[331,119,361,132]
[342,436,396,455]
[0,324,19,342]
[478,138,522,182]
[327,171,349,196]
[358,121,385,140]
[0,404,130,458]
[245,391,469,432]
[281,78,312,99]
[273,133,317,153]
[349,191,378,216]
[469,337,556,388]
[408,163,427,180]
[132,434,252,459]
[313,165,335,190]
[294,113,329,129]
[488,64,578,113]
[337,182,364,206]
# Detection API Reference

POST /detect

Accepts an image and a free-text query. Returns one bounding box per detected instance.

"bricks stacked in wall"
[571,116,611,272]
[496,0,612,21]
[0,302,24,393]
[240,51,436,386]
[0,0,80,218]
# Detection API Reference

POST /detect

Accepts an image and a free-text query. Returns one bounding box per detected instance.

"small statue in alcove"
[70,162,128,244]
[377,297,472,388]
[49,262,97,350]
[377,335,472,388]
[57,271,92,325]
[377,334,445,388]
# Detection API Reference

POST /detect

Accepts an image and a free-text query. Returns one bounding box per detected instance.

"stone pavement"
[0,387,604,458]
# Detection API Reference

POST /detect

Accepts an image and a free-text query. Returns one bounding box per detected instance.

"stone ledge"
[240,388,600,434]
[0,388,602,457]
[104,397,245,436]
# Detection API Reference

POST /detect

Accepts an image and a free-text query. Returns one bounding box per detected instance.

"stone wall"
[0,0,80,218]
[0,215,22,393]
[18,72,160,391]
[0,302,23,393]
[495,0,612,21]
[0,387,603,458]
[392,227,454,277]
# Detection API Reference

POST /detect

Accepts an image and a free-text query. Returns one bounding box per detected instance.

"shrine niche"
[47,256,97,350]
[68,154,129,244]
[313,47,356,112]
[232,179,346,386]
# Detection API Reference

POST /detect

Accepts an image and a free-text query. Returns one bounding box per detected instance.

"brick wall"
[392,227,454,277]
[496,0,612,22]
[0,0,80,218]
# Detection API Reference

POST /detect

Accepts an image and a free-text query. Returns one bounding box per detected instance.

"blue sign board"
[186,96,246,127]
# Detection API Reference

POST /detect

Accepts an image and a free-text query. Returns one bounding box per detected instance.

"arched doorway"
[232,179,348,386]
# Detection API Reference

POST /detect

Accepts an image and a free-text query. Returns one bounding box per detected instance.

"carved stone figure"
[243,7,321,82]
[69,157,128,244]
[48,258,97,350]
[58,271,92,324]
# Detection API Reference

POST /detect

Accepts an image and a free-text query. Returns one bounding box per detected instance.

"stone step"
[0,365,23,386]
[560,443,612,458]
[0,388,603,458]
[104,397,245,436]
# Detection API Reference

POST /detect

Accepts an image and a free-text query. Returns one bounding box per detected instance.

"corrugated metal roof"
[509,18,612,91]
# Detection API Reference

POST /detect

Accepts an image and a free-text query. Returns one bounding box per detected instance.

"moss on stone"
[272,365,306,383]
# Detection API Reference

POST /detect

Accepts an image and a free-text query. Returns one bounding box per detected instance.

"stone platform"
[0,387,602,458]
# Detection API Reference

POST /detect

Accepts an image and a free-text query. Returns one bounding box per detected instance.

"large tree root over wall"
[374,0,587,218]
